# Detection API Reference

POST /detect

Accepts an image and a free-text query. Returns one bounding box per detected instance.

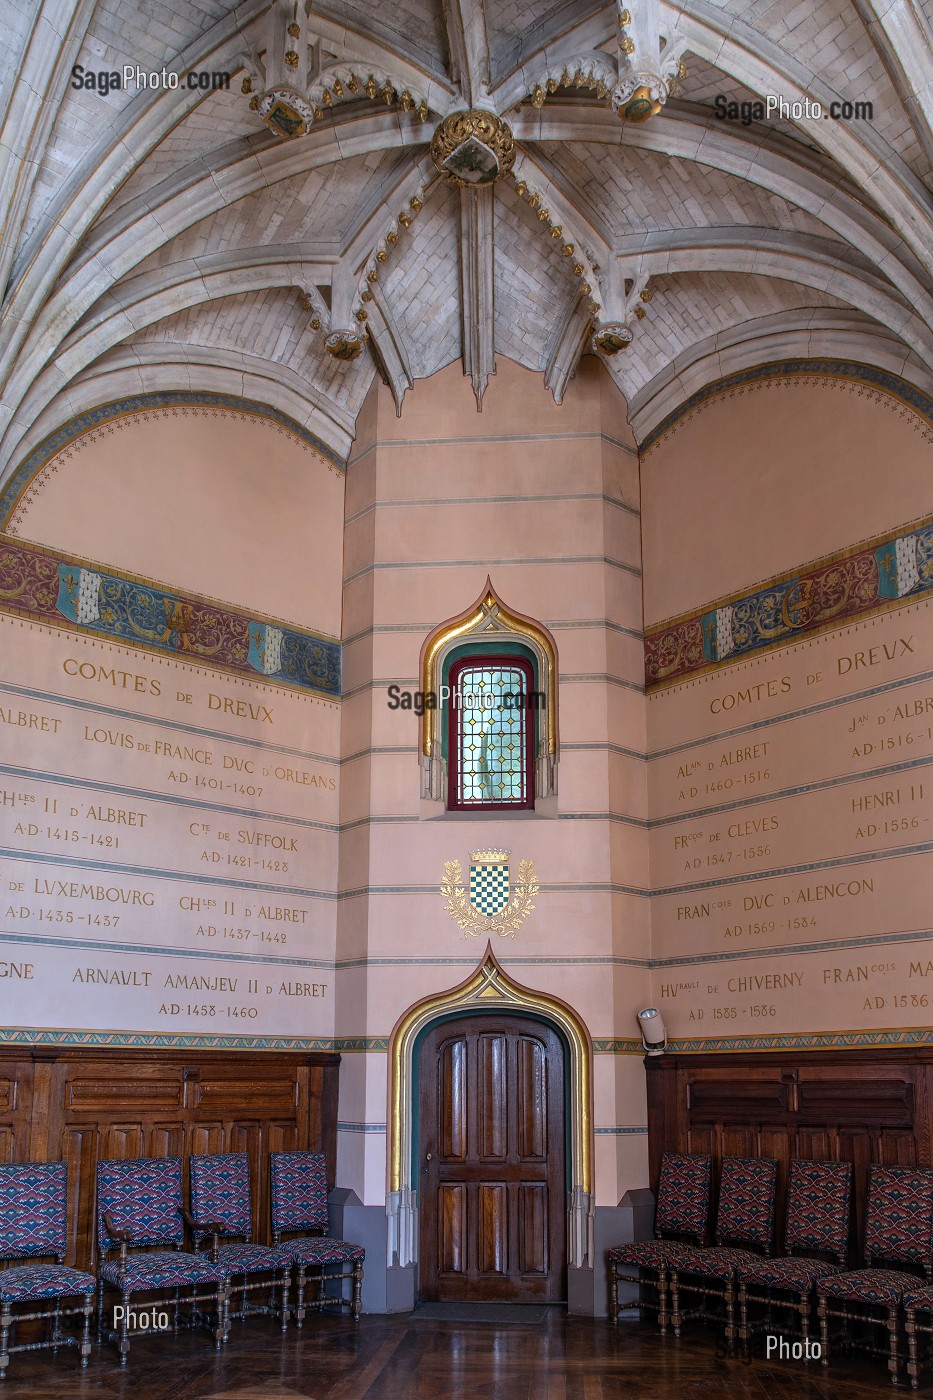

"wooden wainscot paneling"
[646,1048,933,1262]
[0,1047,340,1269]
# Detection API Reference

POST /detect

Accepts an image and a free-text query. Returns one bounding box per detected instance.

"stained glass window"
[447,655,535,810]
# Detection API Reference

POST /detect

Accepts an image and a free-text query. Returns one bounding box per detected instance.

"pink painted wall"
[336,356,649,1209]
[641,377,933,626]
[8,408,344,635]
[643,374,933,1050]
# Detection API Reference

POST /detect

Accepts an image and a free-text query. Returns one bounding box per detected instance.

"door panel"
[419,1014,566,1301]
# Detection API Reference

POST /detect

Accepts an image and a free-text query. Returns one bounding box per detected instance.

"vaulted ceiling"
[1,0,933,468]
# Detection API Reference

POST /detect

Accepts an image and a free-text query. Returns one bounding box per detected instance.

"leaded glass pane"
[454,663,529,807]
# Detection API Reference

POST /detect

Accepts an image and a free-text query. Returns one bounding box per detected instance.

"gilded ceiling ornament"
[325,330,365,361]
[441,851,538,939]
[430,110,516,187]
[592,323,634,354]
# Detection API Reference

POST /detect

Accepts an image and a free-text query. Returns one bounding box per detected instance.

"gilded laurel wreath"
[440,859,538,939]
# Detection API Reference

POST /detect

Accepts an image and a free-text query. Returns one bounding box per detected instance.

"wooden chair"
[96,1156,228,1364]
[269,1151,364,1324]
[188,1152,291,1331]
[668,1155,778,1341]
[818,1165,933,1385]
[607,1151,712,1330]
[737,1159,852,1348]
[0,1162,96,1379]
[904,1281,933,1388]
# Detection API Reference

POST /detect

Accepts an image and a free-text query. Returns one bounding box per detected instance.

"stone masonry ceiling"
[2,0,933,463]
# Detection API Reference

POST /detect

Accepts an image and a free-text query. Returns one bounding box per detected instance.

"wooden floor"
[0,1311,912,1399]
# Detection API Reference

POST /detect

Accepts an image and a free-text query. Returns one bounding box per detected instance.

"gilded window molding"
[419,577,558,760]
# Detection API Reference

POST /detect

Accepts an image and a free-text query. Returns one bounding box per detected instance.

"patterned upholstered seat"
[817,1165,933,1385]
[270,1151,364,1324]
[669,1156,778,1340]
[0,1162,95,1379]
[607,1151,712,1330]
[736,1159,851,1348]
[669,1246,762,1282]
[822,1269,920,1307]
[608,1239,698,1270]
[99,1250,225,1291]
[189,1153,290,1331]
[904,1283,933,1312]
[738,1256,839,1290]
[96,1157,228,1365]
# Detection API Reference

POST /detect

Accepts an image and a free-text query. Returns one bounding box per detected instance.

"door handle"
[425,1151,433,1161]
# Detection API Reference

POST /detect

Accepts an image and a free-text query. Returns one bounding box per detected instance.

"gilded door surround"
[386,946,594,1270]
[418,579,559,802]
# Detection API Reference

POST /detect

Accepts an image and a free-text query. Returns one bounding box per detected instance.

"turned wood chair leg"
[658,1266,669,1332]
[80,1293,93,1367]
[799,1290,810,1344]
[117,1291,130,1366]
[818,1296,830,1366]
[671,1270,682,1338]
[887,1304,901,1384]
[608,1264,618,1323]
[738,1281,749,1343]
[352,1262,363,1321]
[295,1265,306,1329]
[0,1300,11,1380]
[906,1305,920,1390]
[725,1279,737,1345]
[280,1271,290,1334]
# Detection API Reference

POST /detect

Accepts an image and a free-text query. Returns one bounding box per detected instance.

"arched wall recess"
[386,946,594,1270]
[418,578,559,805]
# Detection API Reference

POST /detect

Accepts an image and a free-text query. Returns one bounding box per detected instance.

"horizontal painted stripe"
[341,616,645,646]
[647,924,933,969]
[652,837,933,898]
[346,430,638,470]
[0,930,334,969]
[649,668,933,760]
[595,1126,649,1135]
[337,1122,387,1134]
[343,556,642,586]
[343,492,641,529]
[0,680,340,764]
[0,761,337,832]
[653,753,933,827]
[0,1026,345,1051]
[0,846,335,901]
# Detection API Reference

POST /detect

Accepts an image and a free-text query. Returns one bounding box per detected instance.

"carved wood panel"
[0,1047,339,1269]
[419,1014,566,1302]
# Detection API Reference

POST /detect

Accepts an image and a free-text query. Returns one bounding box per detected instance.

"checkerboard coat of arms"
[440,849,538,938]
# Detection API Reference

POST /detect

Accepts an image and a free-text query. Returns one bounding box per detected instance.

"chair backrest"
[189,1153,254,1243]
[0,1161,67,1261]
[714,1155,778,1253]
[270,1151,328,1237]
[654,1152,712,1243]
[864,1165,933,1272]
[97,1157,184,1255]
[784,1159,852,1262]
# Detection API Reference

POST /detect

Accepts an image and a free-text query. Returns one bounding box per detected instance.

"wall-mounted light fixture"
[636,1007,667,1055]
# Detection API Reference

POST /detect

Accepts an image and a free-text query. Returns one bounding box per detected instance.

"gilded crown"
[471,849,510,863]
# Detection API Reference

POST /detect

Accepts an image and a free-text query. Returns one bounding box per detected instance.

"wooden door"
[418,1014,566,1301]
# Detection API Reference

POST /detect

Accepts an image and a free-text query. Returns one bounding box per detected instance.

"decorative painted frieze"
[645,516,933,689]
[0,537,340,697]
